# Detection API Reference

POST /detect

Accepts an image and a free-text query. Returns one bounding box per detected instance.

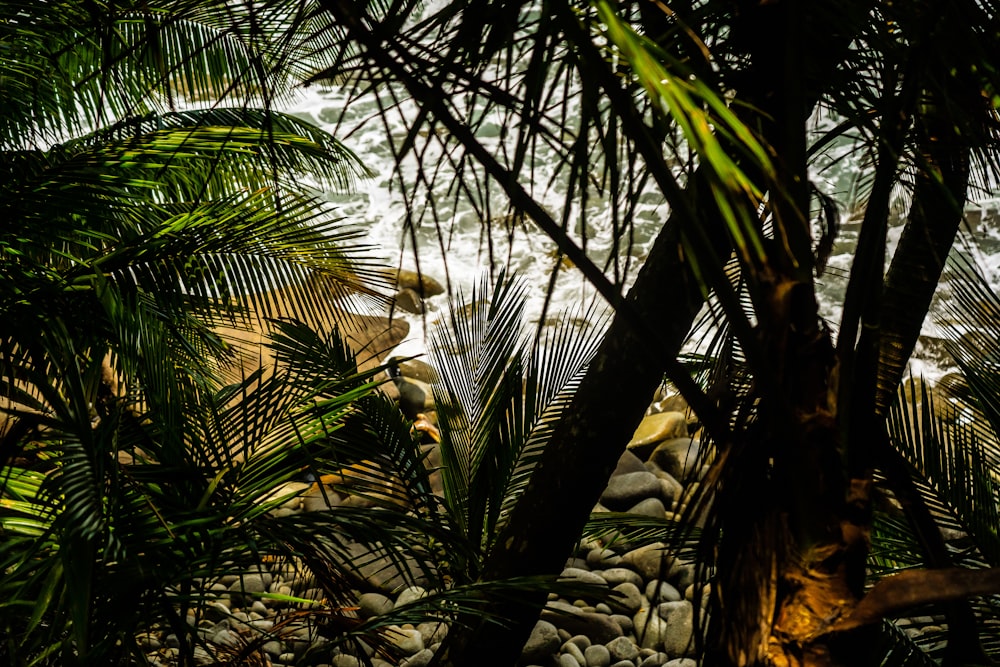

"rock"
[391,373,436,419]
[664,659,697,667]
[584,643,612,667]
[610,614,633,635]
[645,580,682,603]
[390,357,440,384]
[621,543,673,582]
[600,568,643,588]
[394,287,424,314]
[562,640,587,666]
[558,654,583,667]
[657,601,694,657]
[656,476,683,508]
[649,438,702,482]
[521,620,561,662]
[561,567,609,588]
[609,661,636,667]
[608,582,644,615]
[394,268,445,297]
[417,621,448,645]
[259,481,310,510]
[228,573,273,604]
[302,486,342,512]
[567,634,592,650]
[401,649,434,667]
[640,653,671,667]
[601,472,663,512]
[388,626,424,654]
[396,586,429,607]
[669,562,697,591]
[339,543,434,592]
[627,412,688,459]
[358,592,394,618]
[542,600,624,644]
[612,450,648,476]
[587,548,622,569]
[627,497,666,519]
[633,607,669,651]
[342,314,410,373]
[606,637,640,662]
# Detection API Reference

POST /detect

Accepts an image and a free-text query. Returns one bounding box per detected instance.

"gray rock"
[669,562,697,591]
[558,654,583,667]
[655,475,683,507]
[262,640,285,656]
[649,438,701,482]
[600,568,644,588]
[658,601,694,657]
[645,580,682,603]
[358,592,394,618]
[562,640,587,666]
[595,603,613,614]
[610,661,636,667]
[606,636,640,662]
[609,582,644,615]
[584,643,611,667]
[587,548,622,569]
[627,497,666,518]
[561,567,609,593]
[664,660,697,667]
[542,600,624,645]
[388,626,424,654]
[567,634,592,650]
[639,653,670,667]
[331,653,363,667]
[228,573,273,601]
[393,375,436,419]
[401,648,434,667]
[302,487,342,512]
[613,450,649,476]
[417,621,448,645]
[621,543,673,581]
[601,472,663,511]
[521,620,561,662]
[396,586,429,607]
[633,606,669,651]
[610,614,634,635]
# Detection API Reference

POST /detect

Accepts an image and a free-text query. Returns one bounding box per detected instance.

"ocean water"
[284,83,1000,382]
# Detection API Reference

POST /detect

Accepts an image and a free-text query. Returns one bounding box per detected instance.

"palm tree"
[308,0,1000,665]
[0,1,459,663]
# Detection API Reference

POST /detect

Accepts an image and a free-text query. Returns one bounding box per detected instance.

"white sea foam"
[284,78,1000,385]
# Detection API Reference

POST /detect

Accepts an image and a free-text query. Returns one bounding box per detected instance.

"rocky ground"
[140,339,711,667]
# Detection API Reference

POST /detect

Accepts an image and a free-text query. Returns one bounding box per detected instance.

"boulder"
[390,357,441,384]
[627,412,688,459]
[657,601,695,657]
[541,600,624,644]
[394,287,424,314]
[627,497,666,519]
[633,606,670,651]
[621,543,672,582]
[521,620,561,663]
[612,450,648,476]
[394,268,445,297]
[601,471,662,511]
[649,438,702,482]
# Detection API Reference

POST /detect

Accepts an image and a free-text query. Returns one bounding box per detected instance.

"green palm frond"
[429,271,606,570]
